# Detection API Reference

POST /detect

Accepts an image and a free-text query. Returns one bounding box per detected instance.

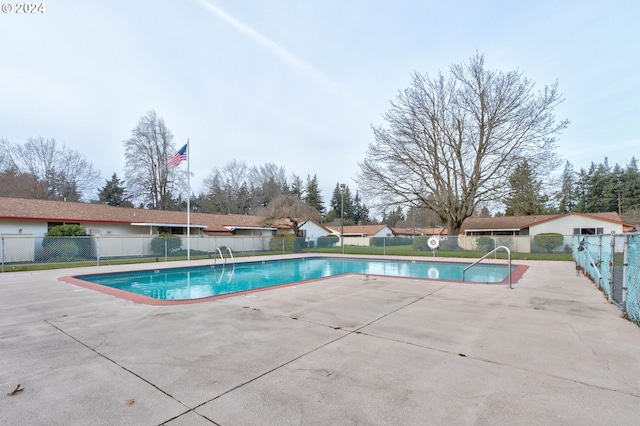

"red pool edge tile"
[58,262,528,306]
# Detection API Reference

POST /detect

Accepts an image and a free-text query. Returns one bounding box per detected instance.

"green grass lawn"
[1,245,572,273]
[310,245,572,261]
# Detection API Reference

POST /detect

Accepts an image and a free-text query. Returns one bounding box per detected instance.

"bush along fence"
[573,234,640,327]
[1,233,576,272]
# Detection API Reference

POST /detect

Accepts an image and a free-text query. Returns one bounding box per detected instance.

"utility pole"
[340,183,346,254]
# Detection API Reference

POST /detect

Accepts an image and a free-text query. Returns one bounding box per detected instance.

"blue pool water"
[76,257,512,301]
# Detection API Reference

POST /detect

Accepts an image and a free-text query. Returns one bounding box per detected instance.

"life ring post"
[427,236,440,256]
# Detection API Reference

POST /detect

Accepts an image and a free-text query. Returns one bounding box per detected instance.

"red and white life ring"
[427,236,440,250]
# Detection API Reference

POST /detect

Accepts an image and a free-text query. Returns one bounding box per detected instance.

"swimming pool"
[65,257,523,304]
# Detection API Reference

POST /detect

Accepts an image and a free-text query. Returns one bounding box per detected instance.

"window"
[158,226,185,235]
[573,227,604,235]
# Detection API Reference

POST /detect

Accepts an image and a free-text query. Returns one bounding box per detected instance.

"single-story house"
[320,224,394,247]
[457,212,635,253]
[0,197,288,237]
[298,221,334,244]
[325,224,394,238]
[298,222,395,247]
[392,227,448,237]
[460,212,633,236]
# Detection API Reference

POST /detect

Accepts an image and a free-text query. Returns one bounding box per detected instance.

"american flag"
[167,144,187,167]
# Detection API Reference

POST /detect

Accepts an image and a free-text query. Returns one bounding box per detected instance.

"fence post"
[598,235,603,289]
[1,235,4,273]
[623,234,629,312]
[609,232,615,301]
[96,235,100,266]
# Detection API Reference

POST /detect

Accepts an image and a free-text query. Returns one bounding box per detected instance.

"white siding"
[0,220,149,237]
[0,234,35,262]
[0,220,47,236]
[371,227,394,238]
[300,222,332,243]
[530,215,622,235]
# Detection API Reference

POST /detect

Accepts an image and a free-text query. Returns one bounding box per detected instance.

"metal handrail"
[226,247,234,263]
[215,247,225,265]
[462,245,512,289]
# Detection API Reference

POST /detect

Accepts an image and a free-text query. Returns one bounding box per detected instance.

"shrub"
[476,236,495,252]
[40,238,82,261]
[533,233,564,253]
[371,236,412,247]
[150,234,182,255]
[269,233,295,252]
[46,224,87,237]
[317,235,339,248]
[41,225,89,261]
[413,236,430,251]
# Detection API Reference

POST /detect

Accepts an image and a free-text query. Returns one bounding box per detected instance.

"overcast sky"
[1,0,638,206]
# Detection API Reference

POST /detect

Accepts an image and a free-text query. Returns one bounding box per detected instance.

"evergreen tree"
[584,161,611,213]
[327,183,360,224]
[605,164,624,214]
[621,157,640,213]
[342,186,355,223]
[304,174,325,216]
[556,161,577,213]
[382,206,405,227]
[97,173,130,207]
[290,174,305,199]
[329,183,342,214]
[326,183,343,223]
[572,158,633,214]
[352,191,370,224]
[503,161,548,215]
[574,167,589,213]
[478,206,491,217]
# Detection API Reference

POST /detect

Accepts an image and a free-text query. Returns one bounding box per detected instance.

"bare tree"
[201,160,251,214]
[248,163,289,205]
[6,137,101,201]
[0,138,12,171]
[200,161,296,214]
[123,111,184,210]
[263,194,322,236]
[356,53,568,235]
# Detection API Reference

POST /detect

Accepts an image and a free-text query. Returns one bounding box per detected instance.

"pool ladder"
[213,248,235,284]
[462,246,512,289]
[213,247,235,265]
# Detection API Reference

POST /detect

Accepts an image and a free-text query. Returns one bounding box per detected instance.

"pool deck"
[1,255,640,425]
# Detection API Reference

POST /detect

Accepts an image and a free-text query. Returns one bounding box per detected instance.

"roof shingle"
[0,197,273,233]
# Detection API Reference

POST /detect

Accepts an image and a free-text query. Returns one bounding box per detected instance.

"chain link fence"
[1,233,574,272]
[4,232,636,325]
[574,234,640,327]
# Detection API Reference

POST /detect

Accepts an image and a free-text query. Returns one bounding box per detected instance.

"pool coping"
[58,255,529,306]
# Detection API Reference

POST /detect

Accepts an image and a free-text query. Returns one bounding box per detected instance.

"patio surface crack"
[43,319,217,425]
[188,282,452,413]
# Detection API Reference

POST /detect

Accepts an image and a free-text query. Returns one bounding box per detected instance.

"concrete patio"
[1,256,639,425]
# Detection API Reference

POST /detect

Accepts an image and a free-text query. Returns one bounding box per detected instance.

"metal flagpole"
[186,139,190,261]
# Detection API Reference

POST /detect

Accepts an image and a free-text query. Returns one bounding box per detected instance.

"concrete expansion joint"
[41,318,194,414]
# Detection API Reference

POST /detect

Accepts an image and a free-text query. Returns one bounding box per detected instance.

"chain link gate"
[575,233,640,327]
[610,233,626,310]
